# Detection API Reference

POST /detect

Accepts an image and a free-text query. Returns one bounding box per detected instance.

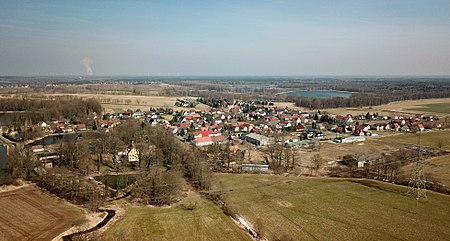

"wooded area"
[0,96,101,127]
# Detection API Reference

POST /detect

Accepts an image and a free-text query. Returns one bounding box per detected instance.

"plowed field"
[0,186,83,241]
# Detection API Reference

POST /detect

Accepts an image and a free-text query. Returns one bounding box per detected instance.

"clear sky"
[1,0,450,76]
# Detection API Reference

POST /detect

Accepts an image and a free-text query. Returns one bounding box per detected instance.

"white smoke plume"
[80,57,94,75]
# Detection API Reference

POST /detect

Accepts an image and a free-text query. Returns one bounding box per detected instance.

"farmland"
[0,185,84,241]
[101,192,251,241]
[46,93,210,113]
[323,97,450,116]
[212,174,450,241]
[399,154,450,187]
[380,129,450,150]
[408,102,450,114]
[380,130,450,187]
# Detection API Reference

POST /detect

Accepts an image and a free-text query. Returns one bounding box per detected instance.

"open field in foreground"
[213,174,450,241]
[101,192,251,241]
[0,185,84,241]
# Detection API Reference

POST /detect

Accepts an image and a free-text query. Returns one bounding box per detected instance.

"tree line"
[0,96,101,127]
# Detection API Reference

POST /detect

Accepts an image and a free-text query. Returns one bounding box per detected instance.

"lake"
[286,90,352,99]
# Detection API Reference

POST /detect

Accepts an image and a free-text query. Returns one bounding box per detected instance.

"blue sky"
[1,0,449,76]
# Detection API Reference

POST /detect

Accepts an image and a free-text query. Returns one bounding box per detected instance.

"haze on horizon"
[1,0,450,76]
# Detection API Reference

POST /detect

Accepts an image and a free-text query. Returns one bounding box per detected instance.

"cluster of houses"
[161,99,443,148]
[21,98,445,170]
[1,121,89,142]
[333,113,442,135]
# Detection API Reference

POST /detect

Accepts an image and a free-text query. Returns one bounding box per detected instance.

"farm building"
[242,164,269,172]
[341,136,366,143]
[31,145,45,153]
[244,133,273,146]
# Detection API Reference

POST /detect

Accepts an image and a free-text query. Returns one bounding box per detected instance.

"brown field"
[323,97,450,117]
[0,186,84,241]
[42,93,210,113]
[238,137,403,177]
[400,154,450,187]
[318,139,401,161]
[272,101,303,110]
[380,129,450,150]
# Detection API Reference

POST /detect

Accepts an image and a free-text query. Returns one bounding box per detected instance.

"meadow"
[212,174,450,241]
[101,192,251,241]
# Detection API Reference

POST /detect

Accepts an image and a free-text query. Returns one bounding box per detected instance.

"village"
[8,96,443,175]
[2,0,450,239]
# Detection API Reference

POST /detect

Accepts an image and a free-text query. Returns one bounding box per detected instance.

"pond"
[0,113,13,127]
[94,174,138,190]
[286,90,352,99]
[0,145,9,179]
[0,145,7,168]
[28,133,80,146]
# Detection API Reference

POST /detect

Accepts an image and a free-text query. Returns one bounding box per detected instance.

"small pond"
[29,133,80,146]
[94,174,138,190]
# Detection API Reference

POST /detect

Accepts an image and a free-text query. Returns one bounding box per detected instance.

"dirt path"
[0,180,31,194]
[62,209,116,241]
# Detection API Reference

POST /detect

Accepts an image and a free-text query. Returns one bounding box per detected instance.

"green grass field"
[381,130,450,150]
[101,192,251,241]
[213,174,450,241]
[408,102,450,114]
